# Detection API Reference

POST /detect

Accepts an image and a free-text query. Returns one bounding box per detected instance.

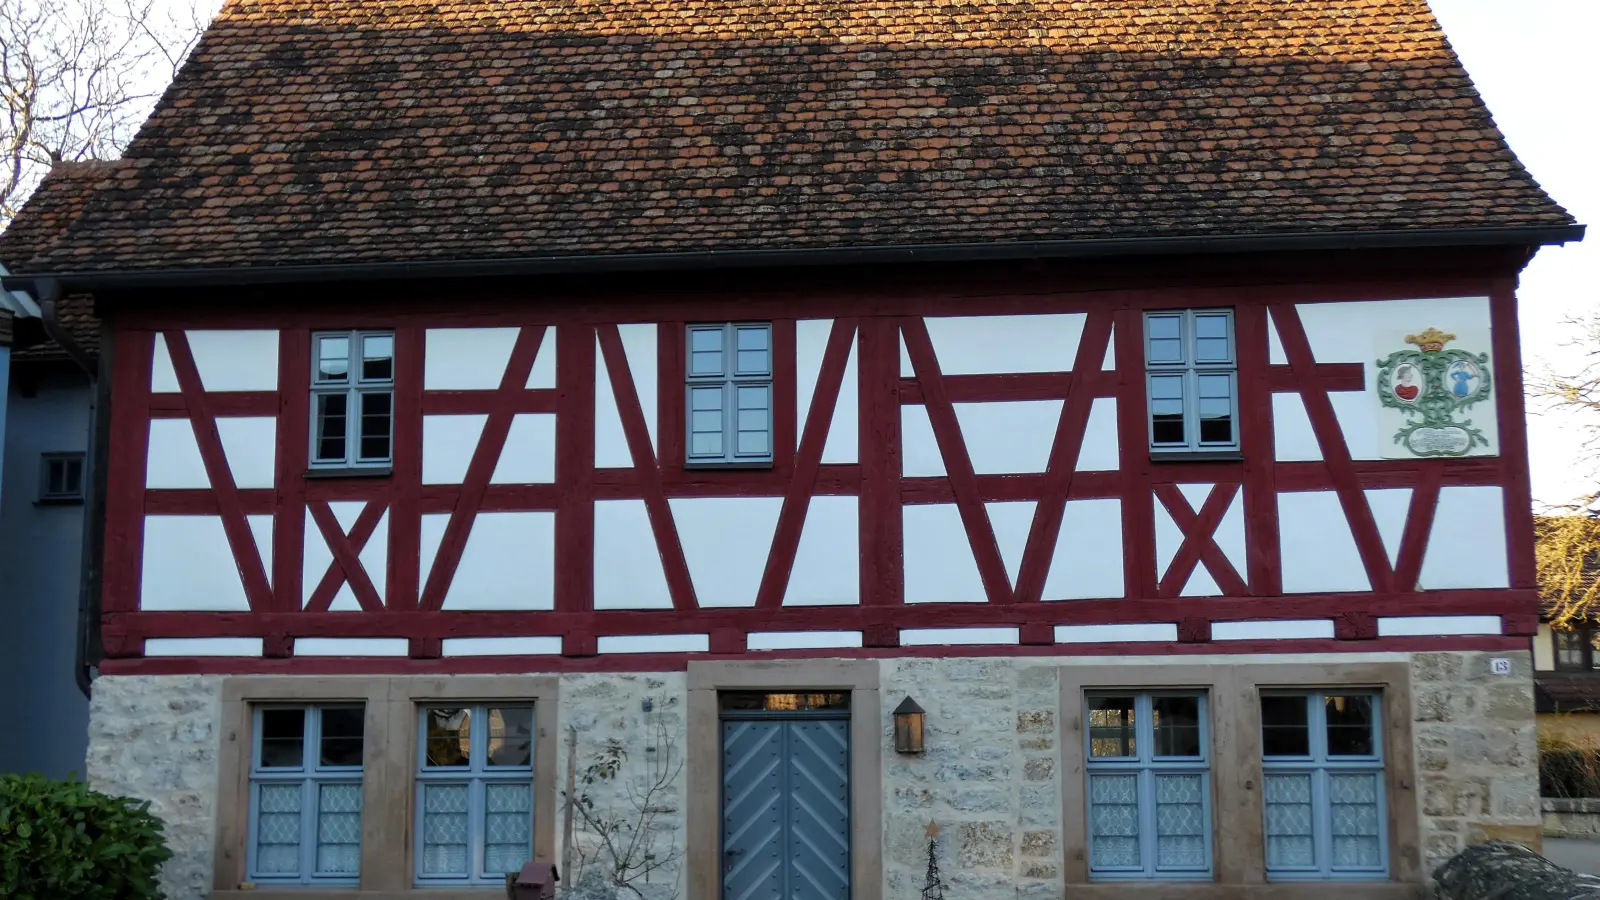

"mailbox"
[504,861,559,900]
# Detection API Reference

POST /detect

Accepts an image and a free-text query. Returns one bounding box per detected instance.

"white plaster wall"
[490,413,556,483]
[796,319,860,463]
[301,502,383,611]
[1040,498,1124,600]
[594,336,633,468]
[441,511,555,610]
[150,334,180,393]
[1153,496,1183,580]
[187,330,280,392]
[1534,624,1554,672]
[296,638,409,656]
[1215,490,1246,577]
[1272,393,1321,461]
[783,495,860,606]
[1075,397,1119,471]
[593,499,673,609]
[527,327,557,389]
[669,496,782,607]
[823,336,859,463]
[419,512,448,592]
[215,417,276,489]
[141,515,266,611]
[145,419,208,489]
[619,323,658,449]
[1418,485,1510,590]
[900,405,944,477]
[360,511,389,606]
[923,313,1085,374]
[144,638,264,657]
[1366,488,1413,569]
[986,501,1036,587]
[955,400,1061,474]
[747,630,863,650]
[424,327,519,390]
[1181,563,1223,597]
[796,318,833,444]
[442,636,562,657]
[302,509,335,608]
[903,503,985,603]
[1278,490,1371,593]
[422,414,486,484]
[1102,325,1116,370]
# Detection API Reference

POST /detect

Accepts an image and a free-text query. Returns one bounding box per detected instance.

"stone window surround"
[211,676,559,900]
[1060,662,1423,899]
[684,659,883,900]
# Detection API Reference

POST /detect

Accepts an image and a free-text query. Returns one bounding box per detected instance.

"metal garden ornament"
[1375,327,1492,457]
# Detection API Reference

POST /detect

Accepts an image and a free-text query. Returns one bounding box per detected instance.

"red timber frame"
[98,254,1540,672]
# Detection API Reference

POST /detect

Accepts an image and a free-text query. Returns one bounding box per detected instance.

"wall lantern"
[894,696,926,754]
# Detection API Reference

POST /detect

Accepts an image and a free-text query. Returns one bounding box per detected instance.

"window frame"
[1144,309,1240,455]
[1083,691,1215,881]
[684,321,775,467]
[309,329,396,470]
[413,703,538,886]
[37,450,86,503]
[1260,691,1388,882]
[245,704,366,886]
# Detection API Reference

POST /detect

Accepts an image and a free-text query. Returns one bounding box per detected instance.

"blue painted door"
[721,716,850,900]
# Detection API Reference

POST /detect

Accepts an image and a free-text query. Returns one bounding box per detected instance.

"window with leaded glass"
[685,322,773,466]
[1144,309,1238,454]
[311,330,394,468]
[1261,692,1387,880]
[1084,692,1212,881]
[415,704,536,885]
[247,705,365,885]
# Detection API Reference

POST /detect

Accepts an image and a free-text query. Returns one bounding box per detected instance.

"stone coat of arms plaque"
[1375,327,1497,458]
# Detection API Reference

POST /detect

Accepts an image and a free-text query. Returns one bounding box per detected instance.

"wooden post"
[561,725,577,891]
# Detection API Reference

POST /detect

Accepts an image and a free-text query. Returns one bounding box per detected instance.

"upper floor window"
[1261,692,1386,881]
[685,322,773,466]
[1145,310,1238,454]
[38,451,85,502]
[415,704,535,885]
[1085,692,1212,881]
[312,331,394,468]
[249,705,365,885]
[1554,624,1600,671]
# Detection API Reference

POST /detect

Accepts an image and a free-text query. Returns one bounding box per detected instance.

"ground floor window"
[1084,691,1212,881]
[247,705,365,885]
[1261,692,1387,881]
[415,704,536,885]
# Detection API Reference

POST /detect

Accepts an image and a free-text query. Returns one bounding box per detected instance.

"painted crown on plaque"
[1405,327,1456,353]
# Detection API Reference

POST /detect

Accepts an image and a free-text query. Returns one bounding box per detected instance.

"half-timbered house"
[0,0,1585,897]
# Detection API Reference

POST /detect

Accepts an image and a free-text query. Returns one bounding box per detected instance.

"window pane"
[1329,773,1383,869]
[1197,373,1231,399]
[735,327,770,375]
[1152,696,1202,757]
[691,432,725,457]
[720,692,851,711]
[358,391,392,461]
[692,410,724,433]
[1261,696,1310,757]
[1264,774,1316,869]
[1558,631,1585,668]
[1150,374,1187,445]
[260,709,306,768]
[320,708,365,767]
[1199,404,1233,444]
[1147,314,1181,341]
[487,707,534,767]
[316,336,351,382]
[1194,314,1229,340]
[64,458,82,495]
[736,429,770,457]
[315,393,349,463]
[1147,338,1184,365]
[1194,315,1231,362]
[736,326,770,351]
[1088,696,1136,757]
[1325,695,1375,756]
[425,708,471,767]
[1089,774,1141,868]
[360,334,394,382]
[738,385,769,411]
[420,783,470,876]
[255,783,303,874]
[689,328,724,376]
[315,783,362,875]
[1154,774,1207,869]
[483,783,534,875]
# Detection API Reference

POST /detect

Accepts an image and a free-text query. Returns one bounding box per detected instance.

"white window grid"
[1261,691,1388,881]
[1084,692,1213,881]
[1144,309,1239,453]
[414,703,536,885]
[310,329,395,468]
[685,322,774,466]
[246,705,365,885]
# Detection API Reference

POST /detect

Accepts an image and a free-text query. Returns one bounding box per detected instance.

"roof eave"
[3,223,1585,293]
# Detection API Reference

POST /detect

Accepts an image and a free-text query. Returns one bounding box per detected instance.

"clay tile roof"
[1,162,111,358]
[3,0,1578,275]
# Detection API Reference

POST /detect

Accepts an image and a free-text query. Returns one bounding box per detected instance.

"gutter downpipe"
[28,279,101,699]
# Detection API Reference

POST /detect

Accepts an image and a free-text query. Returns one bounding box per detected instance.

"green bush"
[0,773,171,900]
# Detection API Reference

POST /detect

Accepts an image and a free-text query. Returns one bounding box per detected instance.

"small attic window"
[38,452,85,503]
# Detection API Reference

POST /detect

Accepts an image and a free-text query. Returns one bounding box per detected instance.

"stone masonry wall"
[85,674,224,900]
[1412,650,1542,870]
[81,651,1537,899]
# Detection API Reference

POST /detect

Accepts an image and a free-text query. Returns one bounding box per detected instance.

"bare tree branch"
[0,0,219,231]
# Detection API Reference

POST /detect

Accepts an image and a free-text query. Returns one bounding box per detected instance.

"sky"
[1426,0,1600,508]
[135,1,1598,507]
